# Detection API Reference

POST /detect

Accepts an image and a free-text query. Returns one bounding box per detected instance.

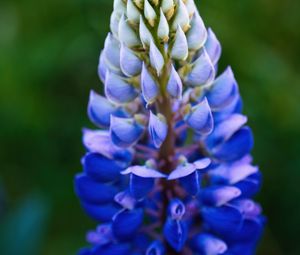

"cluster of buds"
[75,0,265,254]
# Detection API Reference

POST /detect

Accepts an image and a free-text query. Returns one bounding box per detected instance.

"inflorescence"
[74,0,265,254]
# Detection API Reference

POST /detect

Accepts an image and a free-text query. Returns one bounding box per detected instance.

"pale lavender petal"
[166,65,183,99]
[187,12,207,51]
[120,43,142,77]
[141,63,159,105]
[171,25,188,61]
[150,40,165,75]
[205,28,222,65]
[122,165,166,178]
[149,111,168,148]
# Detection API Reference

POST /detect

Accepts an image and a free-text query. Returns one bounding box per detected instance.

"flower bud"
[120,43,142,77]
[191,233,228,255]
[187,12,207,51]
[113,0,126,14]
[110,116,144,148]
[105,71,138,104]
[118,14,141,47]
[144,0,157,27]
[139,16,154,48]
[141,63,159,105]
[171,25,188,61]
[162,0,175,20]
[150,40,165,75]
[205,28,222,66]
[166,65,183,99]
[149,111,168,148]
[172,0,190,31]
[127,0,140,23]
[158,8,169,42]
[110,11,122,38]
[103,33,121,71]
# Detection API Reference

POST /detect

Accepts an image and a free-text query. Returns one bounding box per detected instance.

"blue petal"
[120,43,142,77]
[149,111,168,148]
[206,67,238,111]
[83,153,123,182]
[168,163,196,180]
[201,205,243,236]
[118,14,141,47]
[179,171,200,196]
[92,243,131,255]
[75,174,118,204]
[187,12,207,51]
[185,97,214,135]
[88,90,126,127]
[150,40,165,75]
[98,51,108,83]
[112,209,144,241]
[206,114,247,148]
[129,174,155,199]
[185,48,215,87]
[205,28,222,65]
[212,127,254,162]
[167,65,183,99]
[163,219,188,252]
[103,33,121,71]
[146,241,165,255]
[110,116,144,148]
[171,25,188,61]
[81,202,120,222]
[200,186,241,207]
[82,129,133,165]
[169,199,186,220]
[234,172,262,198]
[191,233,227,255]
[141,63,159,105]
[105,71,138,104]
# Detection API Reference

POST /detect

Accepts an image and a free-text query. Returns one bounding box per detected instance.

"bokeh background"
[0,0,300,254]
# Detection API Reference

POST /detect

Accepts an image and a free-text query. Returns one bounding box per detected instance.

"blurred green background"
[0,0,300,254]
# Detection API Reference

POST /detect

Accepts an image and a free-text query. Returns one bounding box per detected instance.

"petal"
[185,0,197,16]
[234,172,262,198]
[112,209,144,241]
[201,205,243,236]
[166,65,183,99]
[110,116,144,148]
[113,0,126,13]
[212,127,254,162]
[122,165,166,178]
[98,51,108,83]
[171,25,188,61]
[141,63,159,105]
[161,0,174,15]
[193,158,212,169]
[200,186,241,207]
[168,163,196,180]
[169,199,186,220]
[163,219,188,252]
[82,153,123,182]
[118,14,141,47]
[82,129,133,164]
[120,43,142,77]
[187,12,207,51]
[75,174,118,204]
[81,202,120,222]
[127,0,140,23]
[185,48,215,87]
[140,16,154,47]
[205,28,222,65]
[146,241,166,255]
[103,33,121,71]
[149,111,168,148]
[88,90,126,128]
[192,233,227,255]
[206,67,238,111]
[171,0,190,31]
[105,71,138,104]
[158,9,169,41]
[179,171,200,196]
[150,40,165,75]
[129,174,155,199]
[206,114,247,148]
[114,190,136,210]
[185,97,214,135]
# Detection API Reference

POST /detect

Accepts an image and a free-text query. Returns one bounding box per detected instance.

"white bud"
[162,0,174,13]
[171,25,188,61]
[185,0,196,16]
[157,8,169,42]
[118,14,141,47]
[139,15,154,48]
[127,0,140,23]
[113,0,126,14]
[172,0,190,31]
[144,0,157,27]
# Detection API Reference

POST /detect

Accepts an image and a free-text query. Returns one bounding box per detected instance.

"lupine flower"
[75,1,265,254]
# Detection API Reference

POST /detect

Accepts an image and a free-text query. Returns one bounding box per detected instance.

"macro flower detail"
[75,1,265,254]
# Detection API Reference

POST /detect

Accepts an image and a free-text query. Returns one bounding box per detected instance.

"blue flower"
[74,1,265,254]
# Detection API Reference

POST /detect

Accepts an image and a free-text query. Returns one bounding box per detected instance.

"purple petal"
[187,11,207,51]
[167,65,183,99]
[122,165,166,178]
[141,63,159,105]
[120,43,142,77]
[205,28,222,65]
[149,111,168,148]
[103,33,121,71]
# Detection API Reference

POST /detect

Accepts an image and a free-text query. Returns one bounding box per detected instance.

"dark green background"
[0,0,299,254]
